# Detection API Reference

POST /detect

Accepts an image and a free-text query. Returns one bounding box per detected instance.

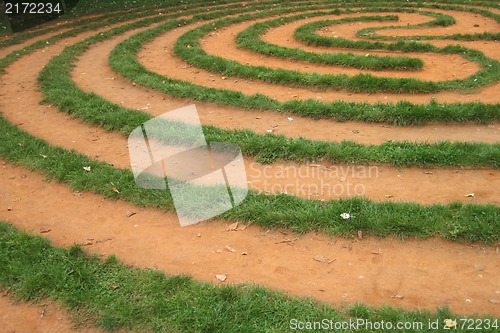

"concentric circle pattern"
[1,0,499,325]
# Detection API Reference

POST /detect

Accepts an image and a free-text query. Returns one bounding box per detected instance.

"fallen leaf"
[39,228,51,234]
[241,252,248,255]
[227,222,239,231]
[357,230,363,240]
[109,285,119,291]
[215,274,227,282]
[424,171,433,174]
[489,299,500,304]
[465,193,475,197]
[126,211,136,218]
[266,129,273,133]
[111,187,120,193]
[225,245,237,252]
[221,76,227,80]
[83,166,91,172]
[40,154,48,158]
[391,294,404,299]
[275,237,298,245]
[82,240,93,246]
[287,117,294,121]
[385,194,393,198]
[352,129,360,134]
[313,255,335,263]
[255,116,262,119]
[314,255,328,263]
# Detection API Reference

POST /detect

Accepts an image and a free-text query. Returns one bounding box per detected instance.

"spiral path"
[1,0,499,328]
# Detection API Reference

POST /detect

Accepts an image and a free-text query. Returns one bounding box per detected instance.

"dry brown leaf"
[241,252,248,255]
[225,245,237,252]
[39,228,51,234]
[391,294,404,299]
[313,255,335,263]
[357,230,363,240]
[111,187,120,193]
[227,222,239,231]
[126,211,136,218]
[314,255,328,263]
[215,274,227,282]
[385,194,393,198]
[109,285,119,291]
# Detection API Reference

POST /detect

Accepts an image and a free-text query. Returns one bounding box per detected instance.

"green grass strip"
[176,7,500,94]
[235,6,467,71]
[0,0,298,73]
[1,92,499,242]
[356,3,500,41]
[1,0,498,242]
[236,12,425,71]
[36,16,500,169]
[2,222,498,333]
[107,8,500,124]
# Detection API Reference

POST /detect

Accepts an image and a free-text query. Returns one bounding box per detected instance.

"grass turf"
[1,221,498,333]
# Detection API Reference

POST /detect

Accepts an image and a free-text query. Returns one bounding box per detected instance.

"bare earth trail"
[141,10,500,105]
[1,161,499,317]
[0,4,500,330]
[0,22,495,205]
[135,17,500,144]
[0,295,103,333]
[203,12,479,81]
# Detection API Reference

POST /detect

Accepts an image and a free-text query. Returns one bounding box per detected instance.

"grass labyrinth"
[0,0,499,332]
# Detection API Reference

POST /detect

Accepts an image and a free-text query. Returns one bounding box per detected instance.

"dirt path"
[138,9,500,105]
[0,294,102,333]
[204,12,479,81]
[1,161,499,316]
[0,22,496,205]
[136,18,500,143]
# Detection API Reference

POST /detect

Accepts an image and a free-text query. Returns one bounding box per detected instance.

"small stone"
[215,274,227,282]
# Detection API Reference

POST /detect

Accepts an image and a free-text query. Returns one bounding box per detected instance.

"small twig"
[96,237,113,244]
